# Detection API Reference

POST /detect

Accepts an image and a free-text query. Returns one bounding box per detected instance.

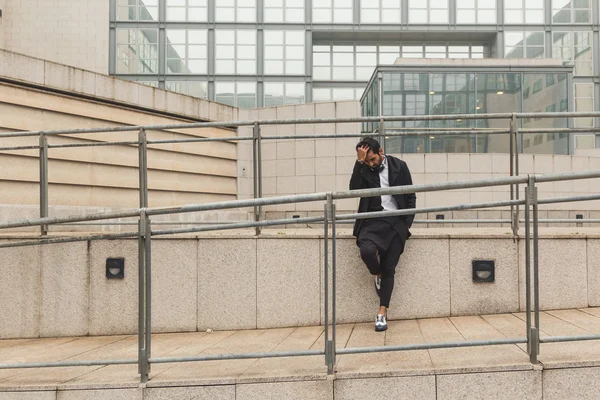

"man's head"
[356,137,384,170]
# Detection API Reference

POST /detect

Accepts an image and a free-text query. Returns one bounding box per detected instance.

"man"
[349,137,416,332]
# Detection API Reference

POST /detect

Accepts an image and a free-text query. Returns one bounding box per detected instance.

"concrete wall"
[237,101,600,220]
[0,0,109,74]
[1,232,598,339]
[4,367,600,399]
[0,49,245,230]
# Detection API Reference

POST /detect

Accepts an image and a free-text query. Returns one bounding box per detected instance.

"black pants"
[358,231,405,308]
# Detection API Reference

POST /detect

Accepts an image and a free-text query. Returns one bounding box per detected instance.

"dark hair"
[355,137,381,154]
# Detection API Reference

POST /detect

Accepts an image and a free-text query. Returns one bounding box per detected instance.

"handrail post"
[530,175,540,363]
[39,134,49,235]
[138,128,149,209]
[510,114,519,238]
[325,192,335,374]
[323,199,330,369]
[137,127,152,382]
[253,122,262,236]
[377,71,385,151]
[138,214,147,381]
[524,175,532,356]
[329,195,337,373]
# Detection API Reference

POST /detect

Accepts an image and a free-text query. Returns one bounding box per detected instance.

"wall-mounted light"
[430,136,435,139]
[497,91,504,95]
[106,258,125,279]
[429,91,435,95]
[472,260,495,283]
[436,214,445,220]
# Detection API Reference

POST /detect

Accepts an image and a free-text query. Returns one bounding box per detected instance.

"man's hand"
[357,145,370,163]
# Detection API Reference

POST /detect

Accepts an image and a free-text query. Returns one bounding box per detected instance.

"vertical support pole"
[145,215,152,374]
[138,127,151,382]
[514,114,520,233]
[524,177,532,356]
[509,117,515,236]
[253,122,263,236]
[377,72,384,151]
[138,215,149,383]
[39,134,49,236]
[329,197,337,373]
[138,128,149,209]
[323,200,329,368]
[252,123,259,234]
[510,114,519,238]
[531,175,540,363]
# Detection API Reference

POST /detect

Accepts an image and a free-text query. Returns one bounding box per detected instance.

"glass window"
[264,31,305,75]
[408,0,448,23]
[332,45,354,80]
[574,83,594,127]
[471,45,485,58]
[312,87,364,102]
[553,31,593,76]
[313,0,353,23]
[264,0,305,22]
[504,0,544,24]
[313,45,332,80]
[215,0,256,22]
[360,0,401,24]
[117,29,159,74]
[426,45,446,58]
[165,81,208,98]
[166,30,207,74]
[504,31,544,58]
[457,0,496,24]
[215,81,256,108]
[379,46,401,64]
[166,0,207,21]
[552,0,590,23]
[402,45,424,58]
[215,30,256,75]
[264,82,306,106]
[448,46,470,58]
[117,0,158,21]
[356,46,377,80]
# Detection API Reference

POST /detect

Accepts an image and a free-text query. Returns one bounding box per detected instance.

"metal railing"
[1,171,600,380]
[1,111,600,235]
[1,112,600,382]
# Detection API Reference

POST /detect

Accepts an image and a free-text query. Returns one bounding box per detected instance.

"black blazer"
[349,155,417,238]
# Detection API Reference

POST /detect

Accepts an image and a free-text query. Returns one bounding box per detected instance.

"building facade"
[0,0,597,149]
[361,60,579,154]
[106,0,599,148]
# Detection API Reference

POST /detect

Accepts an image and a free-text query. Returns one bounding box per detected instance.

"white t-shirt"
[379,156,399,211]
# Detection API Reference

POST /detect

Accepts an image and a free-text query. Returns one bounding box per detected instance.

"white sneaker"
[375,314,387,332]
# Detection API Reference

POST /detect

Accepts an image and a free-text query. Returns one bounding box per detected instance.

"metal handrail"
[1,111,599,139]
[1,111,600,382]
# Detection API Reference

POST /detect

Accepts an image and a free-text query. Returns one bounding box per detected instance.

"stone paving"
[1,308,600,391]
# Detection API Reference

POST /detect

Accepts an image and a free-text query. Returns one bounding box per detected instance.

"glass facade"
[362,69,571,154]
[109,0,599,150]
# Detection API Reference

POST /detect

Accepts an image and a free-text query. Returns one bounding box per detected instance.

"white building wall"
[1,0,109,74]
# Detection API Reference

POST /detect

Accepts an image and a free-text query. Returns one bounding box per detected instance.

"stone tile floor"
[1,308,600,390]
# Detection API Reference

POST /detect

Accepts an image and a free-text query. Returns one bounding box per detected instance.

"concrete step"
[1,308,600,399]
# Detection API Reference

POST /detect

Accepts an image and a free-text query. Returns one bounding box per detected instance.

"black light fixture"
[106,258,125,279]
[472,260,495,283]
[436,214,445,220]
[576,214,584,227]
